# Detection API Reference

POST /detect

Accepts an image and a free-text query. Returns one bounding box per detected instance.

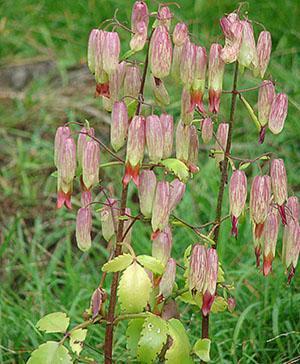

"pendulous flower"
[151,181,170,234]
[82,139,100,191]
[270,158,288,224]
[208,43,225,114]
[229,170,247,237]
[255,31,272,78]
[111,101,128,152]
[201,118,213,144]
[160,113,174,159]
[268,93,288,135]
[138,169,157,218]
[76,207,92,251]
[145,114,164,163]
[152,225,173,266]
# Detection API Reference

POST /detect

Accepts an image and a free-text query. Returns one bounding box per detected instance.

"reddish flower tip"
[57,190,72,209]
[202,290,215,316]
[95,82,110,98]
[258,126,266,144]
[287,266,295,285]
[255,222,264,239]
[255,246,261,268]
[190,89,205,114]
[231,215,238,237]
[151,230,160,241]
[263,254,273,276]
[208,89,221,114]
[123,162,140,187]
[278,204,287,225]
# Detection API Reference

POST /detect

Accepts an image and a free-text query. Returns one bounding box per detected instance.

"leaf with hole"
[70,328,87,355]
[118,261,152,313]
[102,254,133,272]
[193,338,211,362]
[165,319,193,363]
[126,319,146,357]
[137,255,164,275]
[137,314,168,363]
[36,312,70,333]
[27,341,72,364]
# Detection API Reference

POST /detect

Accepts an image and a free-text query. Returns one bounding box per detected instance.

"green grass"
[0,0,299,363]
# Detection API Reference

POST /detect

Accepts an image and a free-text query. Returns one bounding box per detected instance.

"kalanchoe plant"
[29,3,299,364]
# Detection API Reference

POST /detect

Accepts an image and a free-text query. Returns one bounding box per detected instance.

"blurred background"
[0,0,299,363]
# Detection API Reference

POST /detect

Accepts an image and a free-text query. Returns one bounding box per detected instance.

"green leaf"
[165,319,193,364]
[126,319,146,357]
[70,328,87,355]
[240,95,261,131]
[259,155,270,160]
[36,312,70,333]
[102,254,133,273]
[137,255,164,275]
[118,262,152,313]
[50,171,58,178]
[211,296,228,314]
[161,159,189,182]
[27,341,72,364]
[239,162,251,170]
[121,49,136,60]
[178,291,197,305]
[137,314,168,363]
[217,263,225,283]
[127,99,138,118]
[193,338,211,362]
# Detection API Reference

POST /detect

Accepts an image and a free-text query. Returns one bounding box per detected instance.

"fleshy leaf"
[217,263,225,283]
[193,338,211,362]
[118,262,152,313]
[161,159,189,182]
[137,255,164,275]
[211,296,228,313]
[36,312,70,333]
[239,162,251,170]
[165,319,193,364]
[27,341,72,364]
[70,328,87,355]
[178,291,197,306]
[137,314,168,363]
[126,319,146,357]
[102,254,133,273]
[127,99,138,118]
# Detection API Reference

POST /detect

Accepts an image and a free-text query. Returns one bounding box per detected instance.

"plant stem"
[103,30,153,364]
[201,62,239,345]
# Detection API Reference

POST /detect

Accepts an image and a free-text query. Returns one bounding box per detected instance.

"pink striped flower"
[229,170,247,237]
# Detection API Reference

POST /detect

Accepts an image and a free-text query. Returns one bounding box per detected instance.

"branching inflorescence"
[27,2,299,364]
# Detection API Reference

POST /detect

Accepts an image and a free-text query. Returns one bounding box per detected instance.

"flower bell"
[100,198,118,242]
[169,178,186,211]
[102,32,120,77]
[81,190,92,208]
[151,181,170,235]
[270,159,288,224]
[151,76,170,106]
[54,126,71,168]
[138,170,157,218]
[201,118,213,144]
[220,12,243,64]
[77,127,95,169]
[268,93,288,135]
[124,64,142,100]
[152,225,173,266]
[173,22,188,46]
[258,81,275,129]
[160,113,174,159]
[130,1,149,52]
[82,139,100,191]
[87,29,100,75]
[123,115,145,187]
[214,122,229,165]
[145,114,164,163]
[229,170,247,237]
[191,46,207,113]
[158,258,176,301]
[250,175,271,264]
[263,208,279,276]
[180,39,196,87]
[149,25,172,80]
[109,61,126,102]
[238,20,258,70]
[255,31,272,78]
[202,248,218,316]
[94,30,109,97]
[208,43,225,114]
[111,101,128,152]
[57,136,76,209]
[189,244,207,294]
[181,87,194,125]
[176,120,191,163]
[76,207,92,251]
[157,6,172,30]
